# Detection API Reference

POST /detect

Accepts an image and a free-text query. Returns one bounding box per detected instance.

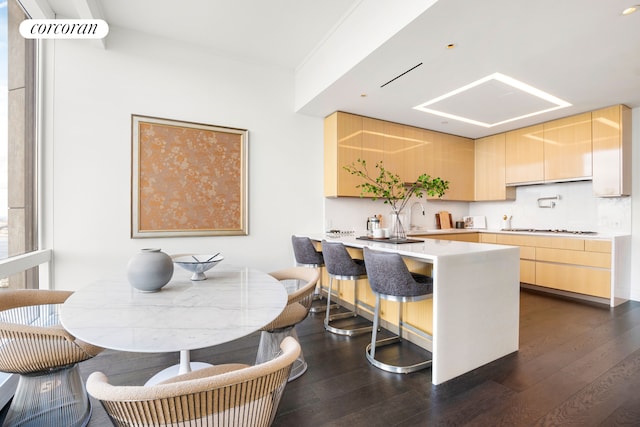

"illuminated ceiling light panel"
[413,72,572,128]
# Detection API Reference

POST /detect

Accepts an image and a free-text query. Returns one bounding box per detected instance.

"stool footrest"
[328,311,358,321]
[365,340,432,374]
[309,303,338,313]
[324,319,372,336]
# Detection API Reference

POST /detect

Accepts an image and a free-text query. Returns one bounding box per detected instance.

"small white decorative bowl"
[172,254,224,281]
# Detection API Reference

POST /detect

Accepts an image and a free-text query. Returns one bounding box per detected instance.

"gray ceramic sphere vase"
[127,248,174,292]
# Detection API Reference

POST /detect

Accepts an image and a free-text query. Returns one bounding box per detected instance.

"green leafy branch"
[343,159,449,213]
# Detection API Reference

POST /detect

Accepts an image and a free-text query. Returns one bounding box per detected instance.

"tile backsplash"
[324,180,631,235]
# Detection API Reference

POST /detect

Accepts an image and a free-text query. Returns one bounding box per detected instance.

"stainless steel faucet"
[409,202,425,229]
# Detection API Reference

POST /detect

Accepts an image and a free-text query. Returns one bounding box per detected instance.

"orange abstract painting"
[131,115,248,237]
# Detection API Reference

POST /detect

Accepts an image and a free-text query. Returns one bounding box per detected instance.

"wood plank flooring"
[55,290,640,425]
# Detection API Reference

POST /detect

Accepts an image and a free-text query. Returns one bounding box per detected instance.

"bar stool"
[363,247,434,374]
[321,240,372,336]
[291,235,335,313]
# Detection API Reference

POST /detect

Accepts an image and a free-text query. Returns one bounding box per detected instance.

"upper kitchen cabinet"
[429,133,475,201]
[324,112,363,197]
[543,112,592,182]
[325,112,474,200]
[361,117,385,170]
[382,121,408,183]
[505,124,544,185]
[591,105,632,197]
[475,133,516,201]
[402,126,428,183]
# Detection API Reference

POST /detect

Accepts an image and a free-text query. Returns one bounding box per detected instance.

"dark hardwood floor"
[75,289,640,426]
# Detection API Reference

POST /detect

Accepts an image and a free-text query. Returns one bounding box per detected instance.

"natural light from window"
[0,2,8,261]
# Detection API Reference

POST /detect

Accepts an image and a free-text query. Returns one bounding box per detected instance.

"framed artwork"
[131,115,248,238]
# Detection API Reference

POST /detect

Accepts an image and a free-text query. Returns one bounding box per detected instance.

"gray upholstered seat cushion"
[321,240,367,277]
[292,236,324,265]
[363,247,433,297]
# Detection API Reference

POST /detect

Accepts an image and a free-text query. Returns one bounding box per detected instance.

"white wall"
[42,27,324,291]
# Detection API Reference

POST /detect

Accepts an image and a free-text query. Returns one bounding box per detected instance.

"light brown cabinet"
[416,232,480,243]
[591,105,632,197]
[324,112,474,200]
[483,233,612,300]
[361,116,385,174]
[543,112,592,182]
[505,124,544,184]
[428,133,475,201]
[475,133,515,201]
[324,112,364,197]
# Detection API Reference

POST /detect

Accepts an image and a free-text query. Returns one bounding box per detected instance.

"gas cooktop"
[502,228,597,235]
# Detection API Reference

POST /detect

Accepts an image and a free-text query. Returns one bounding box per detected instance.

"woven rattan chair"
[0,289,103,427]
[255,267,319,381]
[87,336,300,427]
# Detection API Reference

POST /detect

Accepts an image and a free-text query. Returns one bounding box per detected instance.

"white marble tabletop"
[60,264,288,354]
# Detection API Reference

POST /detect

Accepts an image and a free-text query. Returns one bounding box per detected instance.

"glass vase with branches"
[343,159,449,240]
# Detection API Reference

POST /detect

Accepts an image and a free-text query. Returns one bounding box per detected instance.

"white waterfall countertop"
[302,233,521,385]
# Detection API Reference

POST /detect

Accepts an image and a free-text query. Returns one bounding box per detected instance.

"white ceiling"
[39,0,640,138]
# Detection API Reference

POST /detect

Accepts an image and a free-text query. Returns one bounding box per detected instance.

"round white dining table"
[61,264,287,384]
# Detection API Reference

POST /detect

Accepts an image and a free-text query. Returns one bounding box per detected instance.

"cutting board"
[438,211,452,229]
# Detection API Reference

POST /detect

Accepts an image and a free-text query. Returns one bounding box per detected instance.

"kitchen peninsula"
[304,234,520,385]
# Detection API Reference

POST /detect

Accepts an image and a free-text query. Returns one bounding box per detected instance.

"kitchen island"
[303,234,520,385]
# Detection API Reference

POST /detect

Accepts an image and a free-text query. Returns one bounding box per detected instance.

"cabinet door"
[475,133,515,201]
[536,263,610,298]
[329,112,364,197]
[404,126,427,183]
[430,133,475,201]
[505,124,544,184]
[543,112,592,182]
[592,105,631,197]
[361,117,385,173]
[382,121,409,183]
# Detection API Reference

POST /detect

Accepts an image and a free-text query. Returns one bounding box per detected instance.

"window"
[0,0,39,289]
[1,2,8,262]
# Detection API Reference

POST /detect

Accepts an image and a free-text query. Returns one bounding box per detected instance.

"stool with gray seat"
[291,235,335,313]
[363,247,434,373]
[322,240,372,336]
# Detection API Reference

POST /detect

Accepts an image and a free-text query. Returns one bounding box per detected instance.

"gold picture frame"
[131,115,248,238]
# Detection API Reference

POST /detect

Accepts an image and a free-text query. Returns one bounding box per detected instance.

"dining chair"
[0,289,103,427]
[255,266,320,381]
[87,336,300,427]
[363,247,434,373]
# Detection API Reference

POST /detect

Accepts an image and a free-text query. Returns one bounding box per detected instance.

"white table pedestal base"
[145,350,212,385]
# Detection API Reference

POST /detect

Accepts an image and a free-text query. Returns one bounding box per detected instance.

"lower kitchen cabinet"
[415,232,480,243]
[535,262,611,299]
[481,232,629,306]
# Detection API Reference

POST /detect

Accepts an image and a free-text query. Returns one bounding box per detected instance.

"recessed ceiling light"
[446,43,456,49]
[622,5,638,15]
[360,93,367,97]
[413,72,572,128]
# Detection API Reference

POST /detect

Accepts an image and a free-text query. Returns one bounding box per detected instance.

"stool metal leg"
[366,298,432,374]
[324,276,372,336]
[307,266,337,314]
